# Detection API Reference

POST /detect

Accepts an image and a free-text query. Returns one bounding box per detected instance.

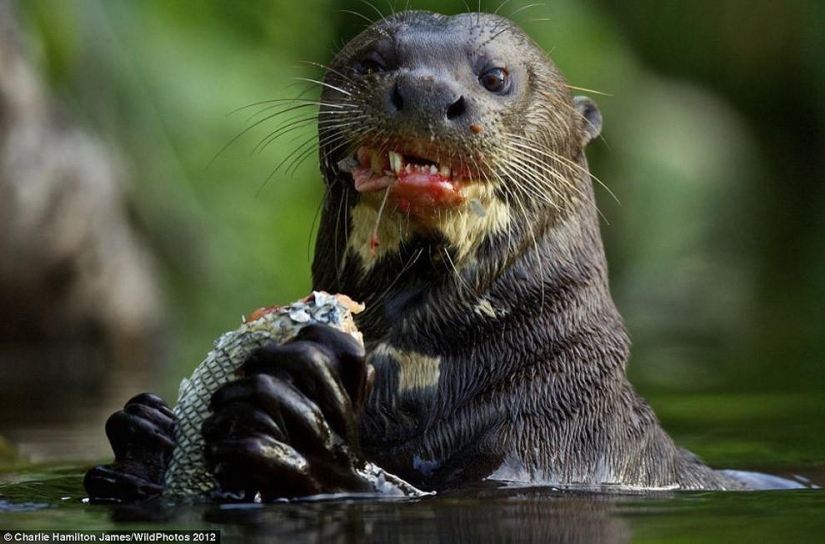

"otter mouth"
[342,147,469,212]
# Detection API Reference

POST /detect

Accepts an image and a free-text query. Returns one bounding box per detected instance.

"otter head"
[317,10,601,274]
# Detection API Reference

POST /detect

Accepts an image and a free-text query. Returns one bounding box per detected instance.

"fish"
[163,291,365,498]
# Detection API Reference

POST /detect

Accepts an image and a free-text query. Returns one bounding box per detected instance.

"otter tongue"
[353,168,394,193]
[350,148,459,198]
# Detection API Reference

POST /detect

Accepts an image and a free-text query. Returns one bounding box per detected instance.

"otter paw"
[84,393,176,503]
[202,324,373,501]
[83,465,165,504]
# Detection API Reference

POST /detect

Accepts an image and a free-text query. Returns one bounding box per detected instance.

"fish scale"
[163,291,364,498]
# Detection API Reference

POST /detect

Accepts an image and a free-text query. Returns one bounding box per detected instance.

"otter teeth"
[389,151,403,174]
[387,150,453,179]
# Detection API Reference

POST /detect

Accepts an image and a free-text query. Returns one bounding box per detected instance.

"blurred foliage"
[13,0,824,410]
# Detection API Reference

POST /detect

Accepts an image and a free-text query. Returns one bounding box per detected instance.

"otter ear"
[574,96,602,145]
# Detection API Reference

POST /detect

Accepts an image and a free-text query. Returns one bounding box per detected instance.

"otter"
[85,10,748,502]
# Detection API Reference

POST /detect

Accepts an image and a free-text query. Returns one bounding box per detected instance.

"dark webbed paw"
[84,393,175,503]
[202,324,373,501]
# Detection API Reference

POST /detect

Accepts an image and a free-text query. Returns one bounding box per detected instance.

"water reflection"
[106,485,634,544]
[2,467,824,542]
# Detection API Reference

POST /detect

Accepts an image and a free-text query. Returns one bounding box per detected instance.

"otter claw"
[203,324,373,500]
[238,324,368,440]
[126,393,175,419]
[207,434,319,499]
[201,401,286,443]
[84,465,164,504]
[105,409,175,458]
[84,393,176,503]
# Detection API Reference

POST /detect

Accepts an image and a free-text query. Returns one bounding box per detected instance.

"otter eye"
[479,67,510,94]
[356,52,386,76]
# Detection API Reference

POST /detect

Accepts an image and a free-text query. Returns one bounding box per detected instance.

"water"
[6,361,822,541]
[1,465,823,543]
[1,394,823,542]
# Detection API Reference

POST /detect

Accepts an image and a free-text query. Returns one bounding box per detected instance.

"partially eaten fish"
[163,291,423,499]
[164,292,362,497]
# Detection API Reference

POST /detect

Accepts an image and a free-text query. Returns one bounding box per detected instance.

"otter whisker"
[555,153,619,205]
[225,96,339,117]
[315,128,363,152]
[211,106,316,168]
[211,100,356,168]
[507,160,576,214]
[505,135,619,207]
[338,9,379,28]
[328,175,351,283]
[294,77,353,97]
[356,0,387,24]
[253,116,318,155]
[441,245,471,291]
[317,137,362,172]
[462,1,473,18]
[299,61,358,86]
[507,3,546,20]
[363,246,424,323]
[487,168,517,258]
[564,84,611,97]
[307,116,373,144]
[255,134,325,195]
[497,167,554,208]
[309,191,325,264]
[318,112,370,124]
[492,165,554,214]
[494,0,517,15]
[261,134,318,186]
[318,119,372,138]
[501,146,577,202]
[370,184,393,255]
[243,99,357,123]
[498,165,549,313]
[497,152,571,211]
[487,21,516,44]
[282,130,357,177]
[244,105,311,126]
[502,136,586,192]
[227,98,289,116]
[508,154,585,216]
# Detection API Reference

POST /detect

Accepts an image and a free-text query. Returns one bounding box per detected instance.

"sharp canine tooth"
[389,151,403,174]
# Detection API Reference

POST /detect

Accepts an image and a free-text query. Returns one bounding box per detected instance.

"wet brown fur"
[309,11,742,490]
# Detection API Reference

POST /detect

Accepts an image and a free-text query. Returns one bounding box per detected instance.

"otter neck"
[311,165,631,484]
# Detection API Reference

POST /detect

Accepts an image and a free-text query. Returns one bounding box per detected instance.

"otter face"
[319,11,599,268]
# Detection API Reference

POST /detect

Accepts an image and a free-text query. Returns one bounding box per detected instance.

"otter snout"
[387,71,468,126]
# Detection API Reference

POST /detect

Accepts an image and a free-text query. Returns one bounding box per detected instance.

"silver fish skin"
[163,291,364,498]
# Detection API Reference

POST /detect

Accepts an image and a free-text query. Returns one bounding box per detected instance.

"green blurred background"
[4,0,824,468]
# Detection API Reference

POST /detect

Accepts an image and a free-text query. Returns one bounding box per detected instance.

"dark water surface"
[1,464,824,543]
[1,393,823,542]
[0,389,822,544]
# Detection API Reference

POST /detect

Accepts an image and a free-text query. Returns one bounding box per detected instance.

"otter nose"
[389,72,466,122]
